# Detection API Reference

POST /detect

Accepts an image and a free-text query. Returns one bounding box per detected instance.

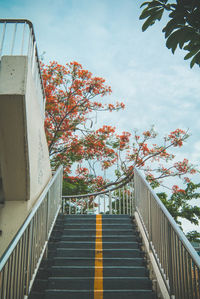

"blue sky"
[1,0,200,231]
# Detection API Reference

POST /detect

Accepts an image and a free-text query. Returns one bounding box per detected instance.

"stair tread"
[29,214,155,298]
[44,289,155,299]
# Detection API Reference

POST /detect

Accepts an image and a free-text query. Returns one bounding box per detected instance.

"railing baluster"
[75,198,78,214]
[114,190,117,214]
[0,20,46,118]
[109,191,112,215]
[119,189,121,215]
[11,23,17,55]
[123,186,125,214]
[134,168,200,298]
[69,198,71,214]
[0,21,6,58]
[85,197,87,214]
[21,22,26,55]
[0,166,63,299]
[98,195,100,214]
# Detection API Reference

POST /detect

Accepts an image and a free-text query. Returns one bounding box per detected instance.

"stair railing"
[62,180,134,215]
[134,167,200,299]
[0,19,46,118]
[0,165,63,299]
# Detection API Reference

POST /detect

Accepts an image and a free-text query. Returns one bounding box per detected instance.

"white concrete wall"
[0,56,52,256]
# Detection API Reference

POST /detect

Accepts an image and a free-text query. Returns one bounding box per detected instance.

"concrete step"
[49,241,139,249]
[62,224,134,229]
[57,234,138,242]
[29,214,155,299]
[31,279,48,291]
[50,265,148,277]
[59,218,133,223]
[44,289,156,299]
[55,248,143,258]
[28,291,45,299]
[102,235,139,242]
[48,277,152,290]
[51,257,146,267]
[62,229,136,235]
[62,214,132,219]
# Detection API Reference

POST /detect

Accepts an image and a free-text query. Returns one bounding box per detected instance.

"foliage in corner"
[140,0,200,67]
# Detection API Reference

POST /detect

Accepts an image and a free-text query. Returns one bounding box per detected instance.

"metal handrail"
[0,19,45,117]
[134,167,200,298]
[0,165,63,299]
[62,180,134,215]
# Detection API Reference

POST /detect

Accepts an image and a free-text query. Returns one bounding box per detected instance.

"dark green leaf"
[148,1,163,8]
[166,30,182,53]
[140,7,161,20]
[142,9,164,31]
[190,51,200,68]
[140,1,151,8]
[184,45,200,60]
[163,19,180,38]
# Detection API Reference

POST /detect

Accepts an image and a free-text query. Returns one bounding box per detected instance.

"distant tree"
[157,182,200,226]
[186,230,200,243]
[140,0,200,67]
[157,182,200,242]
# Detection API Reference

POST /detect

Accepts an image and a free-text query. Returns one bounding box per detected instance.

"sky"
[1,0,200,232]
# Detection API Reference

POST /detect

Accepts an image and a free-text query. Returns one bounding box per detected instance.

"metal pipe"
[0,22,6,58]
[134,167,200,298]
[11,23,17,55]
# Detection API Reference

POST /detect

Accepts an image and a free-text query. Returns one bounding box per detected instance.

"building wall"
[0,56,52,256]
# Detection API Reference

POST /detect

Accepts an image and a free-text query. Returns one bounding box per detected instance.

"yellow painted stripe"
[94,214,103,298]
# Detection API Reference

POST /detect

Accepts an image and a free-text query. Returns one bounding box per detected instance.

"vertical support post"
[69,198,71,215]
[114,190,117,214]
[167,222,174,298]
[148,191,152,242]
[0,22,6,58]
[21,22,26,55]
[123,186,125,215]
[109,191,112,215]
[11,23,17,55]
[98,196,100,214]
[87,197,89,215]
[132,179,135,216]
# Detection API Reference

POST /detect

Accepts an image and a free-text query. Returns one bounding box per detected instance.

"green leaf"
[148,1,163,8]
[166,28,188,53]
[163,19,179,38]
[190,51,200,68]
[140,7,161,20]
[178,28,193,48]
[142,9,164,31]
[140,1,151,8]
[184,46,200,60]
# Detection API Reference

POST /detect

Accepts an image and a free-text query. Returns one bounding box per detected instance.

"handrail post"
[109,191,112,215]
[167,223,174,298]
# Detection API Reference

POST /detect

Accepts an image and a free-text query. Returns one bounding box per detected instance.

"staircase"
[29,214,156,299]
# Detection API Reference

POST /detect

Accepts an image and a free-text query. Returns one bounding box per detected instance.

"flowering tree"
[42,61,196,194]
[41,61,124,190]
[42,60,200,239]
[100,126,196,192]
